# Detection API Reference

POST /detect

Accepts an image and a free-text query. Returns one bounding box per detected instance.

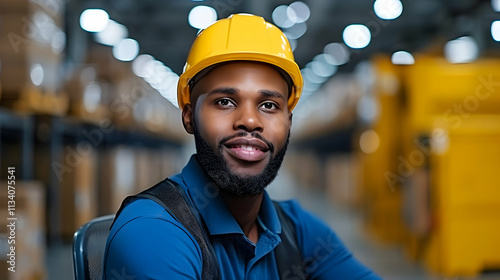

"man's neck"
[221,191,264,244]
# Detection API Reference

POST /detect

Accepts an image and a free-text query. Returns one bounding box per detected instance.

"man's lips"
[223,137,270,162]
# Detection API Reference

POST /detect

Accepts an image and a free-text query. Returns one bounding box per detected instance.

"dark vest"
[112,179,308,280]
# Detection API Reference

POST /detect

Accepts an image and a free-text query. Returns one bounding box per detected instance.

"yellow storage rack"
[358,55,409,245]
[425,115,500,277]
[402,56,500,276]
[404,55,500,134]
[360,54,500,276]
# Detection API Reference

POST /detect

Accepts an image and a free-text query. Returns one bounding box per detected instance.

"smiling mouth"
[223,137,270,162]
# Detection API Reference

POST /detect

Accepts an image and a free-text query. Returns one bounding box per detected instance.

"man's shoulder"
[114,197,170,223]
[110,198,185,236]
[107,195,202,256]
[104,197,204,279]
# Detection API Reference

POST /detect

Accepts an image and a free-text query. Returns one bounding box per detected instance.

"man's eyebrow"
[260,90,286,101]
[207,87,238,96]
[206,88,286,101]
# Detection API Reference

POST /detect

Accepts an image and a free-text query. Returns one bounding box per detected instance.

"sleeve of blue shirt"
[279,200,383,280]
[103,200,203,280]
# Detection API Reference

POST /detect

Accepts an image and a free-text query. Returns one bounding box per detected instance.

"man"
[104,14,381,279]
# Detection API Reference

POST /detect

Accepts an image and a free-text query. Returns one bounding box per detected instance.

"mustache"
[219,131,275,154]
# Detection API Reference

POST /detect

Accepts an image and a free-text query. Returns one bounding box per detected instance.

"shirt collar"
[180,155,282,236]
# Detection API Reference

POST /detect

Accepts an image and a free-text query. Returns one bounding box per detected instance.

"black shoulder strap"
[112,179,220,280]
[273,201,309,280]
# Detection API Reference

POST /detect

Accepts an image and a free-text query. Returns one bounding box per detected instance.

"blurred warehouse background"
[1,0,500,279]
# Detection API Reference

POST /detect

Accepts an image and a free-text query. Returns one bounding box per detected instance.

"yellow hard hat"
[177,13,303,111]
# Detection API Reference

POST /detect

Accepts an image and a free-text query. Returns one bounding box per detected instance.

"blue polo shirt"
[103,155,381,279]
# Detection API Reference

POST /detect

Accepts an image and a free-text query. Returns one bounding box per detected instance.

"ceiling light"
[158,77,179,107]
[444,36,479,63]
[323,42,350,65]
[288,38,298,51]
[355,61,375,90]
[132,54,155,77]
[188,5,217,30]
[310,60,336,78]
[302,67,328,84]
[374,0,403,20]
[288,2,310,23]
[492,0,500,12]
[51,30,66,53]
[144,61,166,84]
[492,21,500,41]
[302,79,321,92]
[30,64,44,86]
[343,24,371,49]
[311,55,338,77]
[95,20,128,46]
[391,51,415,65]
[272,5,295,28]
[357,95,378,124]
[284,22,307,40]
[80,9,109,32]
[83,83,102,112]
[112,38,140,62]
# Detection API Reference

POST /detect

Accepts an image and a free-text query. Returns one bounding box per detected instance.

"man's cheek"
[269,115,290,131]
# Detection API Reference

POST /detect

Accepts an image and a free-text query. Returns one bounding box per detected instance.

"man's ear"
[182,104,195,134]
[288,112,293,125]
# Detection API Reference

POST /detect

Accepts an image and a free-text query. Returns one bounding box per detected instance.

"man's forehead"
[189,61,292,103]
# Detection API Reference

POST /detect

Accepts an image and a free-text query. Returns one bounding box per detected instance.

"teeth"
[236,145,257,151]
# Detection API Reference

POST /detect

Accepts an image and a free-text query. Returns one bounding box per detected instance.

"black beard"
[194,127,290,197]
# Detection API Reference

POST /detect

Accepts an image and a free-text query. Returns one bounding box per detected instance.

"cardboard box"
[325,154,360,207]
[0,13,64,58]
[0,181,46,280]
[59,146,98,240]
[135,148,171,193]
[0,86,68,116]
[65,71,111,123]
[100,146,137,214]
[0,0,64,21]
[159,148,183,180]
[135,148,152,193]
[0,13,65,104]
[0,58,62,93]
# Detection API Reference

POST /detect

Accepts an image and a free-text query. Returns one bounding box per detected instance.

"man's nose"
[233,104,263,133]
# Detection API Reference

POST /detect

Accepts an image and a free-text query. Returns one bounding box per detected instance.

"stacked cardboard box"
[135,148,158,192]
[100,146,137,215]
[0,0,68,114]
[59,146,98,240]
[287,150,323,189]
[84,44,188,140]
[0,181,46,280]
[135,147,184,193]
[85,45,139,130]
[65,66,111,123]
[325,154,360,207]
[100,146,185,215]
[159,148,184,180]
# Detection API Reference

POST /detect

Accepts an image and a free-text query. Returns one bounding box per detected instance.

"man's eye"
[216,99,234,107]
[261,102,277,110]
